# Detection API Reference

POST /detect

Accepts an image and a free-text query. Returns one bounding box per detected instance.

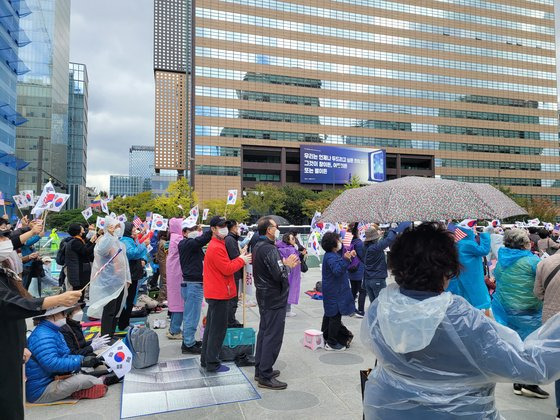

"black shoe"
[513,383,522,395]
[182,341,202,354]
[229,322,244,328]
[102,372,121,386]
[235,355,255,367]
[254,369,280,381]
[258,377,287,390]
[520,384,550,399]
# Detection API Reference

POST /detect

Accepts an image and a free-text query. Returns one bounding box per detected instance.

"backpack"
[124,326,160,369]
[55,237,73,266]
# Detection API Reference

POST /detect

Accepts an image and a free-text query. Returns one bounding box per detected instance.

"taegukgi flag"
[202,208,209,221]
[82,207,93,221]
[100,339,132,378]
[226,189,237,205]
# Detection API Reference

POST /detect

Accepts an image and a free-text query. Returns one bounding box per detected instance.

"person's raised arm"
[460,232,491,257]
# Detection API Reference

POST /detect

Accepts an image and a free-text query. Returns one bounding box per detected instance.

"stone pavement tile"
[495,382,556,420]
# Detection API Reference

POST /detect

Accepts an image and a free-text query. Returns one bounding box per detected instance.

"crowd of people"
[5,209,560,419]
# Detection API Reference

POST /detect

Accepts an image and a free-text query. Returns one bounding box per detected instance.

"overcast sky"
[70,1,154,192]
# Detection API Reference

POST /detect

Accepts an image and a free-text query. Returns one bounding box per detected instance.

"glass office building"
[110,175,151,197]
[67,62,88,209]
[16,0,71,195]
[0,0,30,213]
[129,145,155,179]
[170,0,559,203]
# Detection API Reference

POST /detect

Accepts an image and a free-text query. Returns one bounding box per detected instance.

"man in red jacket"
[201,216,252,373]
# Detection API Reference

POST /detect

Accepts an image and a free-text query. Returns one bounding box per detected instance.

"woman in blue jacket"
[348,223,366,317]
[320,232,356,351]
[26,306,107,403]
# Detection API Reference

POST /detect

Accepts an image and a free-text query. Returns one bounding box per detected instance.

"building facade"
[153,0,189,178]
[16,0,71,195]
[163,0,559,204]
[0,0,30,213]
[67,62,88,209]
[129,145,155,179]
[109,175,150,197]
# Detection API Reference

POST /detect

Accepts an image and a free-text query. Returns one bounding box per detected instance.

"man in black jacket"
[224,220,243,328]
[178,217,212,354]
[252,217,299,390]
[64,223,95,291]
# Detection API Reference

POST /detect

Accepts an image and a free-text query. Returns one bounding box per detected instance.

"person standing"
[166,217,185,340]
[320,231,356,351]
[201,216,251,373]
[87,217,131,337]
[348,223,366,317]
[156,231,169,304]
[178,218,212,354]
[252,217,299,389]
[224,220,244,327]
[64,223,96,291]
[535,251,560,419]
[363,222,411,302]
[276,232,302,317]
[118,222,149,331]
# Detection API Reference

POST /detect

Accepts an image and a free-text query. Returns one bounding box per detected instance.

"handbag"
[543,261,560,292]
[300,254,308,273]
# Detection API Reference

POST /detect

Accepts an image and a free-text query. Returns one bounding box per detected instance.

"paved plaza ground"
[27,268,557,420]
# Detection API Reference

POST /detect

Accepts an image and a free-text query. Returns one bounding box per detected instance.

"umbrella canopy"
[265,215,291,226]
[319,177,527,223]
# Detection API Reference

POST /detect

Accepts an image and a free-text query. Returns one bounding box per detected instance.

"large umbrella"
[319,177,527,223]
[265,215,291,226]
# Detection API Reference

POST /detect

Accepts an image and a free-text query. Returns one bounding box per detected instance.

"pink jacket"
[166,218,184,312]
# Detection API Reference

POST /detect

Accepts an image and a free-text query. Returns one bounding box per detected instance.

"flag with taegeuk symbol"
[202,208,209,221]
[81,207,93,221]
[100,339,132,378]
[226,189,237,205]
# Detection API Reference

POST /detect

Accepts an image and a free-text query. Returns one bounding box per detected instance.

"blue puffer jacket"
[25,320,83,402]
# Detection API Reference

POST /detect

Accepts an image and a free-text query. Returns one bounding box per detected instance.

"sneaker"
[258,377,287,390]
[71,384,108,400]
[325,342,347,351]
[166,331,183,340]
[181,341,202,354]
[102,373,121,386]
[213,364,230,373]
[354,311,364,319]
[254,369,280,381]
[520,384,549,399]
[513,383,522,395]
[286,311,297,317]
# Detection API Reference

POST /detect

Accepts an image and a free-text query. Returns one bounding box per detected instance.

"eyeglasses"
[269,224,278,229]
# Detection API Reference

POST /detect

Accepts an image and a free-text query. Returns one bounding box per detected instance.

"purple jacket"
[276,240,302,305]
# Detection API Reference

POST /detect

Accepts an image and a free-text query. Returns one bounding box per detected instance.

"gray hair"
[503,228,530,250]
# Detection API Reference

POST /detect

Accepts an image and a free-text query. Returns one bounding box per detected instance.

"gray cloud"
[70,0,154,192]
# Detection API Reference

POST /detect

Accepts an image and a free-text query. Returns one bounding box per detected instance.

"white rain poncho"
[87,217,131,319]
[361,283,560,420]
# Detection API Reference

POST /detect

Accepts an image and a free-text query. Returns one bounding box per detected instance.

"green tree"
[302,189,343,218]
[243,183,285,220]
[203,198,249,222]
[278,185,315,225]
[46,208,90,231]
[526,197,559,222]
[151,178,198,218]
[344,175,362,190]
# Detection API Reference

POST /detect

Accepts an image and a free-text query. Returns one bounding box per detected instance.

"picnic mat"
[120,358,260,418]
[82,318,148,341]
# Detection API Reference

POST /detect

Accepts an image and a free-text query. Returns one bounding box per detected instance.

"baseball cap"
[209,216,226,227]
[182,216,198,230]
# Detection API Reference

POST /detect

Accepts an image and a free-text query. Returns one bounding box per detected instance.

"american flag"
[449,224,467,243]
[133,216,143,229]
[341,229,353,248]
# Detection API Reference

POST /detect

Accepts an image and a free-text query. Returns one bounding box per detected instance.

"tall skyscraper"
[153,0,188,181]
[67,62,88,209]
[16,0,71,195]
[129,145,155,179]
[0,0,30,212]
[157,0,558,204]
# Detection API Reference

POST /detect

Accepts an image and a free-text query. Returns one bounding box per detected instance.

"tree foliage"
[526,197,559,222]
[344,175,362,190]
[277,185,316,225]
[204,198,249,222]
[45,208,91,231]
[243,183,285,221]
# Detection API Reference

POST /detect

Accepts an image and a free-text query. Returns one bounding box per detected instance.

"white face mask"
[0,240,14,262]
[187,231,200,239]
[114,227,122,237]
[217,227,229,238]
[53,318,66,328]
[274,229,280,240]
[336,242,342,252]
[71,311,83,322]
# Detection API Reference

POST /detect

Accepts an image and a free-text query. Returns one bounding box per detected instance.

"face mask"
[0,240,14,262]
[336,242,342,251]
[187,231,199,239]
[86,231,94,239]
[274,229,280,240]
[53,318,66,328]
[114,228,122,237]
[217,227,229,238]
[71,311,83,322]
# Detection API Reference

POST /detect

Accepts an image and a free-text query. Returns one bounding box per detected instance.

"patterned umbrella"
[319,176,527,223]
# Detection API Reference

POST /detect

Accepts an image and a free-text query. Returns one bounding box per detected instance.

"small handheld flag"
[202,208,209,221]
[82,207,93,221]
[226,189,238,205]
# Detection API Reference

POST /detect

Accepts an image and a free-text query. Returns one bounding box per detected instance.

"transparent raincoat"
[87,217,131,319]
[361,284,560,420]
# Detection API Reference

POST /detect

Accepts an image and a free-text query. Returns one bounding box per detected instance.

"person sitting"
[320,232,356,351]
[60,304,110,357]
[362,222,560,419]
[26,306,108,404]
[492,228,548,398]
